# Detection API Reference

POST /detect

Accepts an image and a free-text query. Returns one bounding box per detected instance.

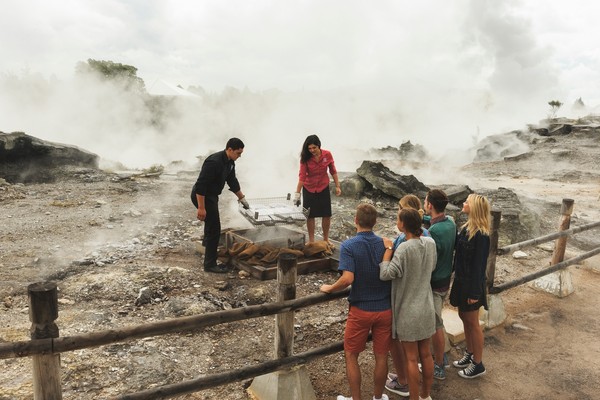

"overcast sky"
[1,0,600,185]
[2,0,598,97]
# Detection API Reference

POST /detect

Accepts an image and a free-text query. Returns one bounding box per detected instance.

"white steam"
[2,0,599,197]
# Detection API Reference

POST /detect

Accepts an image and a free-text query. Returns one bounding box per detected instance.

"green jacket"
[429,216,456,289]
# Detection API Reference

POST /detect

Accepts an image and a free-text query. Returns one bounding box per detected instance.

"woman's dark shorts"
[449,278,488,312]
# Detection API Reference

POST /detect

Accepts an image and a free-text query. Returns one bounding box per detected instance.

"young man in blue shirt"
[321,203,391,400]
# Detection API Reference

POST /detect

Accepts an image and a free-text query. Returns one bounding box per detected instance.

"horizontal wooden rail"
[489,246,600,294]
[497,221,600,255]
[111,339,353,400]
[0,288,350,360]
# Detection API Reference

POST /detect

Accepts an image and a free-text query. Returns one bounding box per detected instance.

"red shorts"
[344,306,392,354]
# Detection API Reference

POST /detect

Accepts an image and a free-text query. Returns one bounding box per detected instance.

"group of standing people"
[192,135,491,400]
[321,191,491,400]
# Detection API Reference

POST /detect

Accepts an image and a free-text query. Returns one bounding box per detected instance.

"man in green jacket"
[424,189,456,380]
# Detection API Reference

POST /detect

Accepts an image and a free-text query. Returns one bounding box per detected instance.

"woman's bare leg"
[307,218,315,242]
[401,341,420,400]
[322,216,331,242]
[390,339,408,385]
[462,310,483,363]
[417,338,433,399]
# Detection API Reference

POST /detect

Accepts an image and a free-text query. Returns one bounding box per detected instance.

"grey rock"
[531,127,549,136]
[478,187,540,245]
[165,298,189,316]
[512,323,533,331]
[433,184,472,206]
[356,161,429,200]
[339,174,368,198]
[504,152,534,161]
[550,149,571,157]
[0,131,99,183]
[135,287,153,306]
[371,140,428,161]
[548,124,572,136]
[473,130,530,162]
[214,281,230,291]
[245,287,272,305]
[513,251,529,259]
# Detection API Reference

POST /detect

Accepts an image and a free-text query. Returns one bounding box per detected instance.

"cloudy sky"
[2,0,599,97]
[1,0,599,189]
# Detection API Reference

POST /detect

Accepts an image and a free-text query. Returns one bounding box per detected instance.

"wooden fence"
[1,254,351,399]
[486,198,600,294]
[1,198,599,399]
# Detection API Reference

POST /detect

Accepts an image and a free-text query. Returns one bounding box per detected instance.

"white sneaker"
[419,397,432,400]
[337,396,352,400]
[374,395,389,400]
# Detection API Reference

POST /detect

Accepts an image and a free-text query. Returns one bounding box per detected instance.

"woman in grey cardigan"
[381,208,437,400]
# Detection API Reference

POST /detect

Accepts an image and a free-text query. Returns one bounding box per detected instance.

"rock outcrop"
[339,173,368,199]
[356,160,429,200]
[474,130,531,162]
[0,131,99,183]
[433,184,471,206]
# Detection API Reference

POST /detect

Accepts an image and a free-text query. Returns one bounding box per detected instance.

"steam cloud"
[2,0,599,197]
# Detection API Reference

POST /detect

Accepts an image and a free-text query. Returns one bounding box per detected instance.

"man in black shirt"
[193,138,249,273]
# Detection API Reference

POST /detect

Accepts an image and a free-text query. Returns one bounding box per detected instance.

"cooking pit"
[227,226,306,249]
[225,226,339,280]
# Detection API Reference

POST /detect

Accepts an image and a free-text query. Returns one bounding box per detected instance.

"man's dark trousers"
[202,195,221,268]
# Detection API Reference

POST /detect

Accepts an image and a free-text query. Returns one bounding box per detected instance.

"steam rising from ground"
[0,68,587,197]
[2,1,599,197]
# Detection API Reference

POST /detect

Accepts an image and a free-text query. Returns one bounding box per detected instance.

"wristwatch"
[385,245,393,250]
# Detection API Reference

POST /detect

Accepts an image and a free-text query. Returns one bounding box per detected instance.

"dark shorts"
[449,279,488,312]
[344,306,392,354]
[302,186,332,218]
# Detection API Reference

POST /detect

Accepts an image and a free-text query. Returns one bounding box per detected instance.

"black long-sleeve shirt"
[194,150,240,197]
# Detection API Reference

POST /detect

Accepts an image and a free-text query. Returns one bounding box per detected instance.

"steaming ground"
[1,129,599,399]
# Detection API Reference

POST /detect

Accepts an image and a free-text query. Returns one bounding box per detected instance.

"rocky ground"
[1,123,599,400]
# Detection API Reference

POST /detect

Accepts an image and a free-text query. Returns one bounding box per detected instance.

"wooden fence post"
[551,198,575,266]
[28,281,63,400]
[486,209,502,290]
[552,198,575,297]
[275,253,297,359]
[482,209,506,328]
[531,198,575,297]
[249,253,316,399]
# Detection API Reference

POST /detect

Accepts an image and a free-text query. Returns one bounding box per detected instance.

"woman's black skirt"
[302,187,332,218]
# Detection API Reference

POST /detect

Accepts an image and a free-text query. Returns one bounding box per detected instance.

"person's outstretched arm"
[320,270,354,293]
